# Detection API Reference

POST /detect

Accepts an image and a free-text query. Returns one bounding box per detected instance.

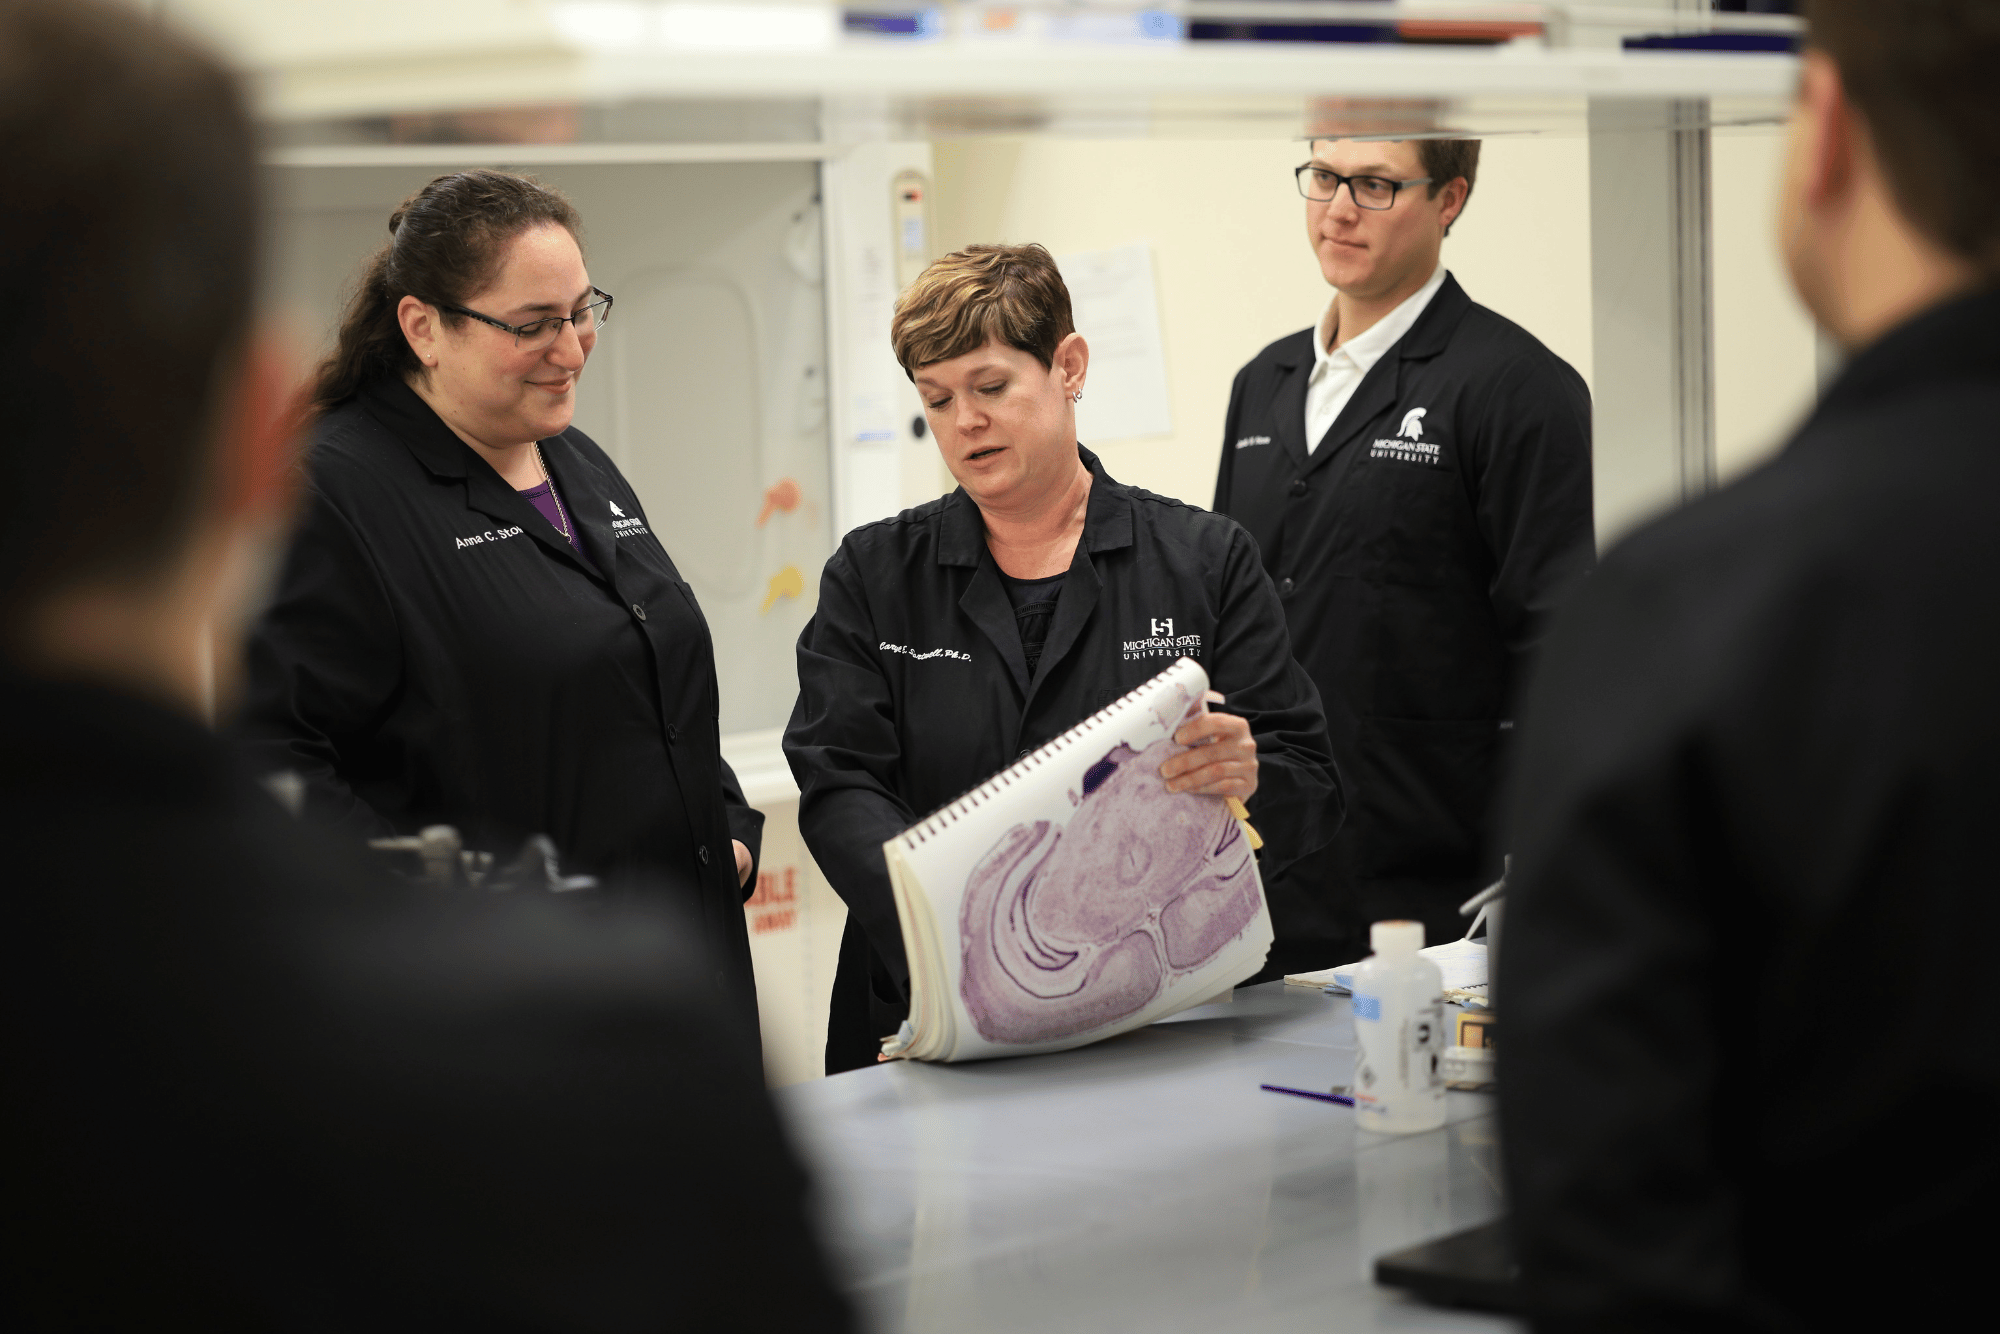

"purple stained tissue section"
[958,738,1261,1045]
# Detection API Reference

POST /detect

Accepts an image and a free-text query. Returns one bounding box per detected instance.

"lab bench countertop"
[780,981,1513,1333]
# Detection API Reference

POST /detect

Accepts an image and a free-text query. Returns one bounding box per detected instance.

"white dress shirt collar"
[1313,262,1448,376]
[1304,263,1448,455]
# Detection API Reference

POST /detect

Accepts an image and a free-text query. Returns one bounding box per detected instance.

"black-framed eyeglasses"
[1294,165,1432,210]
[437,287,613,350]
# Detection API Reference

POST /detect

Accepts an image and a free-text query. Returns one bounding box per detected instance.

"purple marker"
[1261,1083,1355,1106]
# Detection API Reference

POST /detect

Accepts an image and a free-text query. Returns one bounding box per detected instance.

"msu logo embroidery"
[1124,617,1203,661]
[1370,406,1443,465]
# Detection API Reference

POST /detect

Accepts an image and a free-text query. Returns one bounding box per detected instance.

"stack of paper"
[1284,937,1489,998]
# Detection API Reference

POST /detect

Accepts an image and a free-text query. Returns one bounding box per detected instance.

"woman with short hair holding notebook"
[784,243,1341,1073]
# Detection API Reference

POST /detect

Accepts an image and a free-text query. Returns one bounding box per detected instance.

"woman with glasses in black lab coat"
[786,244,1341,1073]
[241,171,764,1019]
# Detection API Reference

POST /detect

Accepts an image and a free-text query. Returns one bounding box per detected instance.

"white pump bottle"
[1350,919,1447,1134]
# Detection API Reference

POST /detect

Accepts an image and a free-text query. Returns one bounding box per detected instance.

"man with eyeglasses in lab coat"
[1214,138,1594,979]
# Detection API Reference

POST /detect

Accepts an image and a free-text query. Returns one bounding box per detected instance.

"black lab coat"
[8,672,852,1333]
[786,448,1339,1072]
[241,378,762,1013]
[1214,274,1593,966]
[1498,287,2000,1330]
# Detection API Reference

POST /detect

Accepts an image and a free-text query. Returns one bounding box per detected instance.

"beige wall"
[1712,128,1820,482]
[934,137,1321,508]
[930,129,1818,521]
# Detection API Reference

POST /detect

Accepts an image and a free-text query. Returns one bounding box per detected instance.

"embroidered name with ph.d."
[455,526,525,550]
[880,641,971,662]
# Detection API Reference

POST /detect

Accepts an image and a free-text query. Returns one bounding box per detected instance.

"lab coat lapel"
[1025,450,1126,703]
[364,380,600,580]
[1305,354,1402,477]
[1025,543,1101,711]
[537,437,617,577]
[360,379,596,576]
[1308,274,1470,475]
[941,490,1031,695]
[460,463,599,577]
[1270,353,1312,474]
[961,560,1029,696]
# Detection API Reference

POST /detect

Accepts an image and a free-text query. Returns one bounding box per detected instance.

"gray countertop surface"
[780,981,1517,1333]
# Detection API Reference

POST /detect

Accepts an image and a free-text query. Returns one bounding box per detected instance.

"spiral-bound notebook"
[880,658,1274,1063]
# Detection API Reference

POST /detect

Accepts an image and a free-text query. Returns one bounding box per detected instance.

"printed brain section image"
[958,738,1260,1044]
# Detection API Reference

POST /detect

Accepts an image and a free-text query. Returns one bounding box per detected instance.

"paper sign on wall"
[1057,241,1174,443]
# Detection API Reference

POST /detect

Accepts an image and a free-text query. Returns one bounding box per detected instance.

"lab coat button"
[1279,576,1296,597]
[1289,478,1308,497]
[631,602,647,622]
[697,845,711,866]
[666,724,679,744]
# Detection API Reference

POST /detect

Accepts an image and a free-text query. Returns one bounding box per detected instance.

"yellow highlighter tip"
[1225,797,1264,850]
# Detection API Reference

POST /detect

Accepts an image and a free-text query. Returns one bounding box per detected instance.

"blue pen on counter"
[1261,1083,1355,1105]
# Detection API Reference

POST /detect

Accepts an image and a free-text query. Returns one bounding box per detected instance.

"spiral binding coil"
[895,658,1205,851]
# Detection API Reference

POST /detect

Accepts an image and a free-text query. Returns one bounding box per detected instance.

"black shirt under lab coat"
[1498,288,2000,1331]
[7,673,852,1333]
[785,447,1339,1072]
[241,378,762,1012]
[1214,273,1593,964]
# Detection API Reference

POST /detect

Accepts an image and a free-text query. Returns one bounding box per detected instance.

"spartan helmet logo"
[1398,407,1428,440]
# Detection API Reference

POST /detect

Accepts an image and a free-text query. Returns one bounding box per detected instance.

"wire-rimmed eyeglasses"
[437,287,614,350]
[1294,165,1433,210]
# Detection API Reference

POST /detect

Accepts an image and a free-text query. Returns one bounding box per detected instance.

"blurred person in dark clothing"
[1499,2,1999,1329]
[0,2,854,1329]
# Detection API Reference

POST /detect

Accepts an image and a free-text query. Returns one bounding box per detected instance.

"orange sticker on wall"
[757,477,802,526]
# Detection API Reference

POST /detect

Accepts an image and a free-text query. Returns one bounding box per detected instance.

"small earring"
[1073,390,1084,403]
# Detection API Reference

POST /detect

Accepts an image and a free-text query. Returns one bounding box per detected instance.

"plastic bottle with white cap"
[1350,919,1447,1134]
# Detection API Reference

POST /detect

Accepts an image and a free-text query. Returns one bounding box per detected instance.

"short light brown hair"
[1806,0,2000,275]
[1417,139,1480,204]
[891,243,1075,379]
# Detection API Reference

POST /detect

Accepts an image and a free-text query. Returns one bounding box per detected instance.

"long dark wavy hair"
[311,169,583,413]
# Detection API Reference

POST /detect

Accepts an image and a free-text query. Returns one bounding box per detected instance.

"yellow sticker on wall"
[761,564,804,614]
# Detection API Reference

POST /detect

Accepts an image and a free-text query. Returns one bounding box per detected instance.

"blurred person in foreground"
[0,2,853,1329]
[1499,1,1999,1327]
